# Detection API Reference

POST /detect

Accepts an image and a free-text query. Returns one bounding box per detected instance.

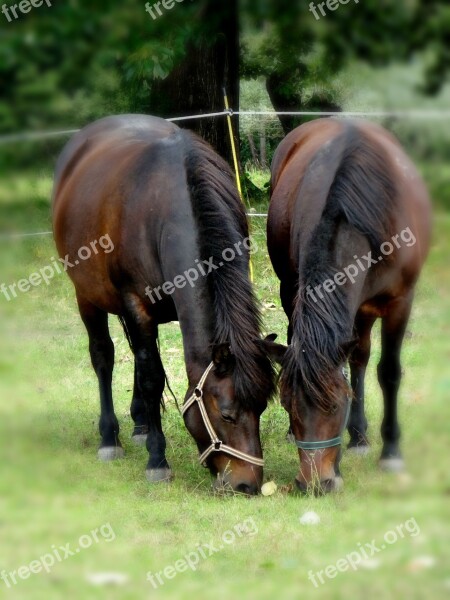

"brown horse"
[263,118,432,494]
[52,115,275,494]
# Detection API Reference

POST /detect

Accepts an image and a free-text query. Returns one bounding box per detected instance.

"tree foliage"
[0,0,448,150]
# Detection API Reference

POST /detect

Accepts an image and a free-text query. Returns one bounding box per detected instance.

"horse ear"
[265,333,278,343]
[211,343,235,375]
[256,334,287,365]
[340,338,359,358]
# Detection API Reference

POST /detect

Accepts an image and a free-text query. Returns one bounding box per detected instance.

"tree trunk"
[148,0,239,163]
[247,133,259,166]
[267,73,342,136]
[266,71,303,136]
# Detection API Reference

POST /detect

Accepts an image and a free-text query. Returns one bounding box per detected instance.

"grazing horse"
[263,118,431,494]
[52,115,274,494]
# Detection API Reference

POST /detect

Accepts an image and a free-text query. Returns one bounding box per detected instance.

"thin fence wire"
[0,129,80,145]
[0,231,54,241]
[2,108,450,145]
[0,107,445,238]
[0,217,269,241]
[167,110,232,122]
[237,110,450,119]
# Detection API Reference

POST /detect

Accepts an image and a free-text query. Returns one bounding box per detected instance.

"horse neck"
[171,275,216,385]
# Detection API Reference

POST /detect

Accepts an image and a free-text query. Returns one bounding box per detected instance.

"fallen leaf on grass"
[263,302,277,310]
[279,484,294,494]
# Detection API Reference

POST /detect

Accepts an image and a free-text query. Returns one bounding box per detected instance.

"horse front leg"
[122,313,172,483]
[347,312,377,454]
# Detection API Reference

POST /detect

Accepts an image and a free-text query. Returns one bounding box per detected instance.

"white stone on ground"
[299,511,321,525]
[86,572,129,586]
[407,556,436,572]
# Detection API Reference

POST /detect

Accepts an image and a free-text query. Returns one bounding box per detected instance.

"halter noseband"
[295,369,352,451]
[181,362,264,468]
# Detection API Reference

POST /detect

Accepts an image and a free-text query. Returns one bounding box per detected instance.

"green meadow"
[0,168,449,600]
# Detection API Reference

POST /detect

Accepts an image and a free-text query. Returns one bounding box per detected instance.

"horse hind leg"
[78,296,124,461]
[347,312,377,454]
[130,362,150,446]
[121,311,172,483]
[377,295,414,472]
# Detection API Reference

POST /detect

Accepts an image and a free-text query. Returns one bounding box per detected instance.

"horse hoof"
[145,468,173,483]
[347,445,370,456]
[132,434,148,447]
[97,446,125,461]
[379,457,405,473]
[333,476,344,492]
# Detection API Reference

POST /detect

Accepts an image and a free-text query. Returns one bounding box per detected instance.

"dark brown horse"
[52,115,274,494]
[263,118,431,494]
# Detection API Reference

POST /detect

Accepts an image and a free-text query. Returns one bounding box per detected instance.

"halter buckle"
[214,441,222,451]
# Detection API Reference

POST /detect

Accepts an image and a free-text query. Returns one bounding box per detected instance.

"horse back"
[52,115,190,316]
[269,119,432,294]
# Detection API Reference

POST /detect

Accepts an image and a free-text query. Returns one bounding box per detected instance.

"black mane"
[283,125,397,411]
[181,130,275,409]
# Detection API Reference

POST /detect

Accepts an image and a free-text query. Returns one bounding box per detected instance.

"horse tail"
[285,123,398,409]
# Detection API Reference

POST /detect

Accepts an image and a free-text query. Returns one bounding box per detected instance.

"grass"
[0,169,449,600]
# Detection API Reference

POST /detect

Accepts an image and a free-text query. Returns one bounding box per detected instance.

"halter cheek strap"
[181,362,264,468]
[295,369,352,452]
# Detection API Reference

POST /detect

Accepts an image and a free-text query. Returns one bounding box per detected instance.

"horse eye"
[221,412,236,424]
